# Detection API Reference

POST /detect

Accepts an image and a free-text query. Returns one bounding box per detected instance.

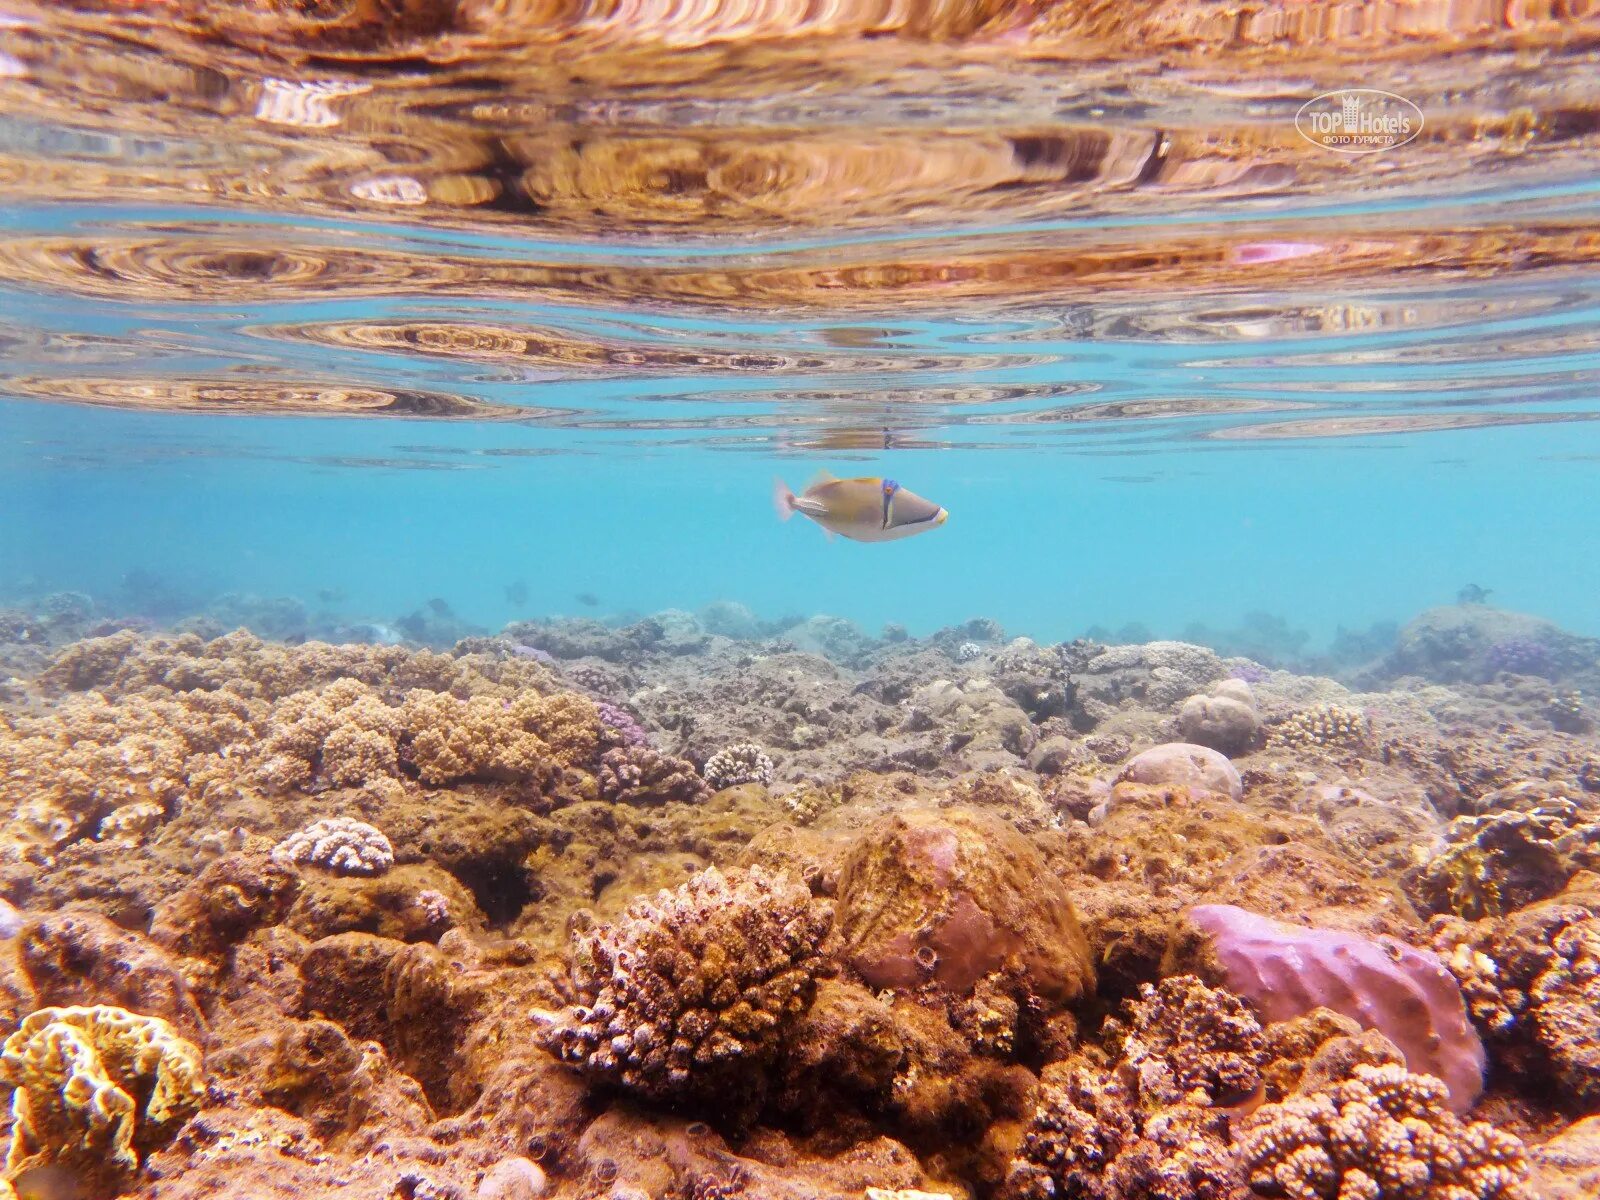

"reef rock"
[1115,742,1243,801]
[837,808,1094,1008]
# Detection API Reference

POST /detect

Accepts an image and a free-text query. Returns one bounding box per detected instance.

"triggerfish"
[773,472,948,543]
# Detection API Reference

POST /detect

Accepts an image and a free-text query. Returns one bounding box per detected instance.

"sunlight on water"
[5,8,1600,1200]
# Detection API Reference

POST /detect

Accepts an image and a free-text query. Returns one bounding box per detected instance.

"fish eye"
[882,479,898,494]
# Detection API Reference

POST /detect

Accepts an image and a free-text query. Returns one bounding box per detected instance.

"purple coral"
[1229,662,1270,685]
[1485,637,1553,678]
[1188,904,1485,1111]
[596,701,650,749]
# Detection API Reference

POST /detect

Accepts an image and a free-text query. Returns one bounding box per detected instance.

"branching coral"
[400,690,599,785]
[257,677,403,791]
[1,1005,206,1186]
[1238,1063,1530,1200]
[1270,704,1371,752]
[702,743,775,791]
[537,866,833,1115]
[273,817,395,876]
[597,745,708,806]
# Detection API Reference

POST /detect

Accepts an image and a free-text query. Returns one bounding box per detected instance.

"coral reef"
[1184,904,1486,1109]
[1239,1062,1530,1199]
[2,1004,205,1189]
[536,865,834,1117]
[0,606,1594,1199]
[273,816,395,876]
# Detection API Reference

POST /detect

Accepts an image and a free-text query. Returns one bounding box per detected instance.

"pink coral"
[1188,904,1485,1111]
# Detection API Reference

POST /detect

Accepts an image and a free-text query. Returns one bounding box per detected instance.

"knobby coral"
[1110,974,1264,1109]
[536,865,834,1115]
[1187,904,1485,1110]
[597,745,708,806]
[1406,791,1600,919]
[1239,1063,1529,1200]
[1430,872,1600,1108]
[1,1005,206,1186]
[702,743,775,791]
[272,816,395,876]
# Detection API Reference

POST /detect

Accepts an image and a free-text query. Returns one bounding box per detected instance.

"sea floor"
[0,597,1597,1200]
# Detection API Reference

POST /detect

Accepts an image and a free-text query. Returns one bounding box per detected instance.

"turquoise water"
[4,21,1600,649]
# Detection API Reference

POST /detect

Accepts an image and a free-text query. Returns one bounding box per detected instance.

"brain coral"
[1,1005,206,1186]
[1239,1063,1529,1200]
[537,865,833,1113]
[272,816,395,876]
[1188,904,1486,1111]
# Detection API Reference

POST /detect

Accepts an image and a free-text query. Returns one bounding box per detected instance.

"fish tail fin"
[772,476,797,521]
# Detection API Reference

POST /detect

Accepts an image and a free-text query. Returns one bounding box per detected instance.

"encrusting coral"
[1184,904,1486,1110]
[536,865,834,1118]
[1,1004,206,1188]
[1238,1062,1530,1200]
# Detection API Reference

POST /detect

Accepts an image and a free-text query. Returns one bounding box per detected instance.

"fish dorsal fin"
[803,469,837,490]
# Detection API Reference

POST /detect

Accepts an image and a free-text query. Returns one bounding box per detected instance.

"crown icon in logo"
[1341,93,1361,128]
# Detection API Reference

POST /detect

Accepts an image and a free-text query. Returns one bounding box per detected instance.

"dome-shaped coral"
[273,816,395,876]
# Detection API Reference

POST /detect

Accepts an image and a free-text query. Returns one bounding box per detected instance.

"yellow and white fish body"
[773,472,948,543]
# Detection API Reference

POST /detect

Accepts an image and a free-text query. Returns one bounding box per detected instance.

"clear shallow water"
[4,5,1600,645]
